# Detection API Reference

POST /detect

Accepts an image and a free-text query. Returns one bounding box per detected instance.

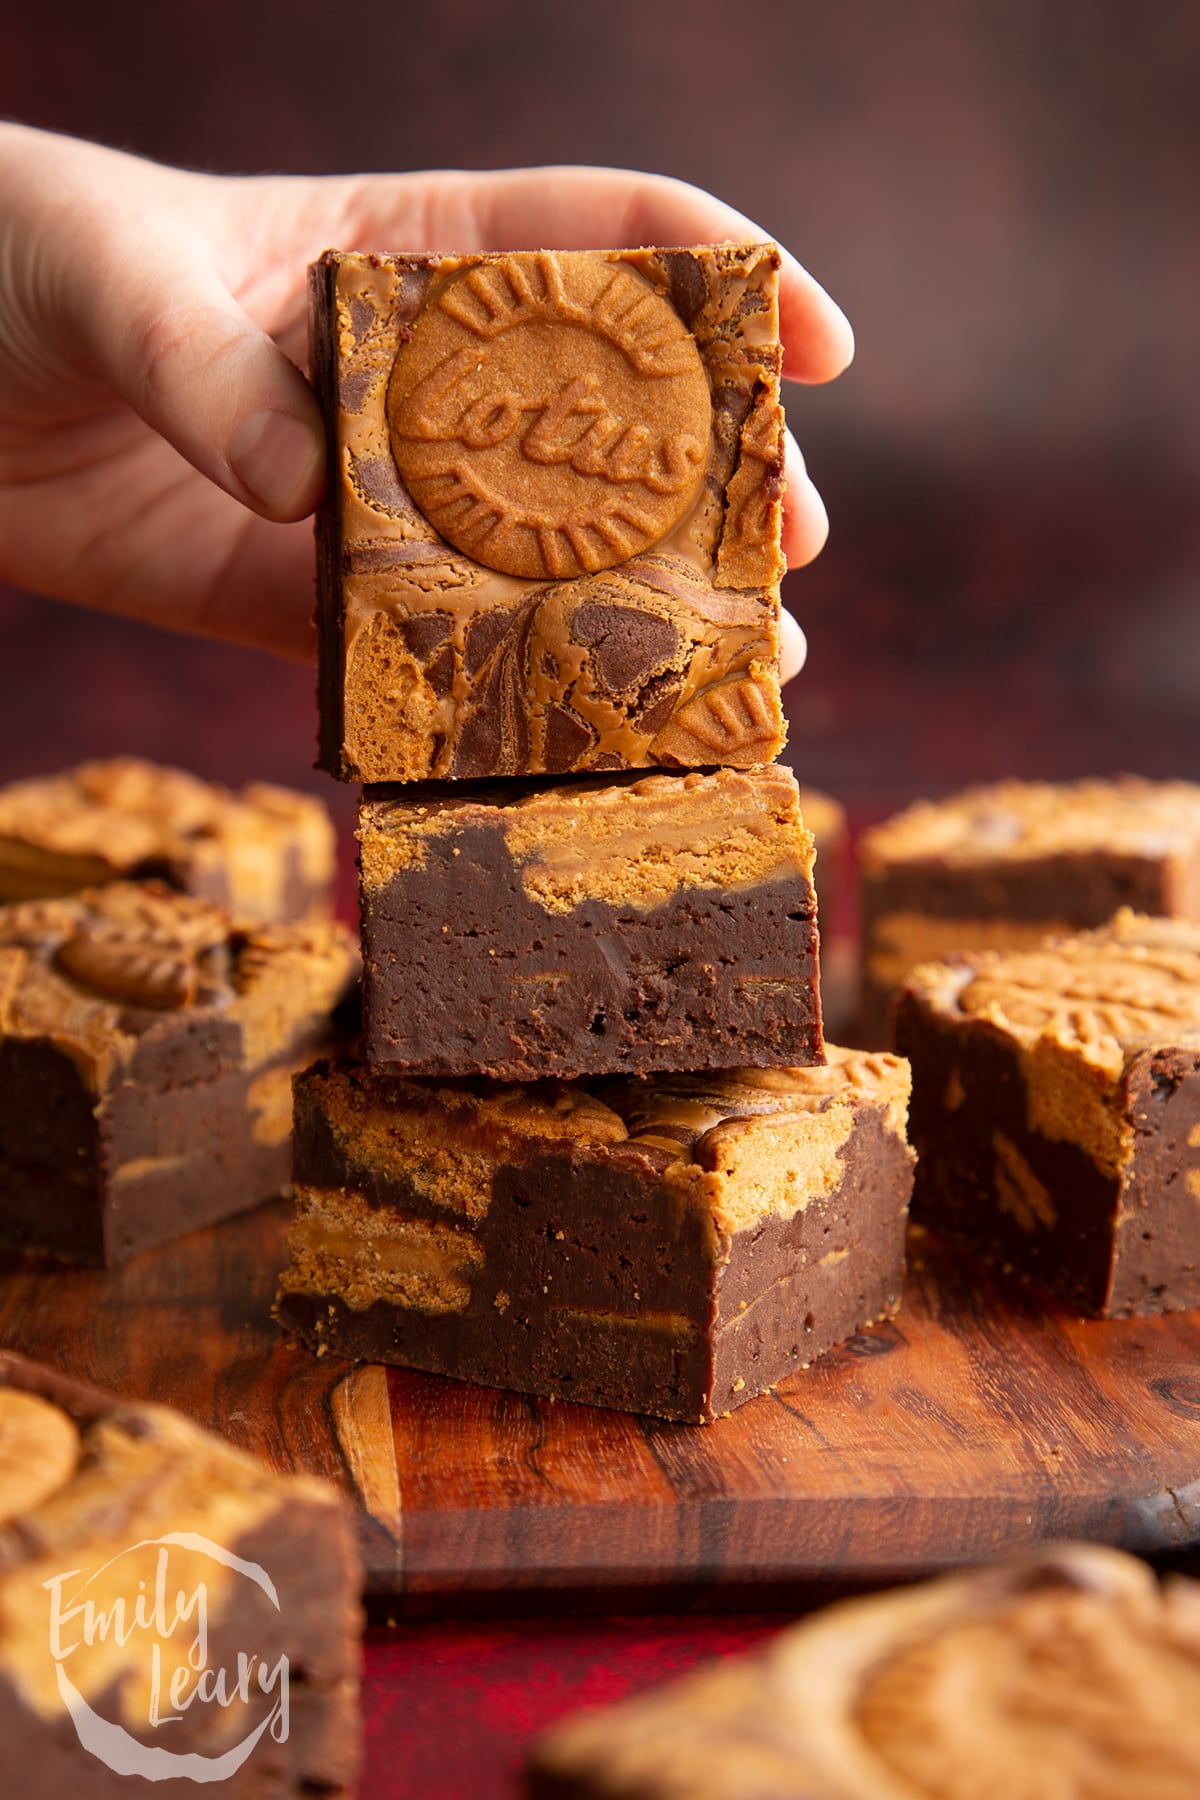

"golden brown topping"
[0,1390,80,1525]
[606,1048,910,1160]
[360,765,813,917]
[54,885,231,1010]
[862,776,1200,868]
[650,673,783,767]
[388,252,712,580]
[0,897,79,948]
[949,911,1200,1069]
[0,887,357,1083]
[857,1576,1200,1799]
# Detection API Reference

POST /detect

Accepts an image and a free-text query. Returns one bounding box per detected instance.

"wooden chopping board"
[2,1195,1199,1613]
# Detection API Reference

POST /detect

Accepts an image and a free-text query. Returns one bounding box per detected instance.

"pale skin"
[0,124,853,674]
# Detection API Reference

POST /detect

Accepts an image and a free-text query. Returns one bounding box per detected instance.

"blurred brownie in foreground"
[859,776,1200,1044]
[0,1351,361,1795]
[527,1544,1200,1798]
[358,765,823,1079]
[311,244,787,783]
[0,756,337,923]
[0,882,357,1263]
[896,910,1200,1316]
[276,1047,913,1423]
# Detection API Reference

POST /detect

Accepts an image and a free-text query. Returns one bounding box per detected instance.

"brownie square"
[0,882,358,1263]
[895,910,1200,1316]
[276,1046,914,1424]
[0,1351,360,1795]
[358,764,823,1079]
[311,244,787,782]
[0,756,337,922]
[527,1545,1200,1798]
[859,777,1200,1045]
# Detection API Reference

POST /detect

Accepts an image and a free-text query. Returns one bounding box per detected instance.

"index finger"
[329,164,855,386]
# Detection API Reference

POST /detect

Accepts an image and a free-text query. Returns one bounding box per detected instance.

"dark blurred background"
[2,0,1198,848]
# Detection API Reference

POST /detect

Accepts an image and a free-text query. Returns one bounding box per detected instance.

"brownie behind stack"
[276,242,915,1420]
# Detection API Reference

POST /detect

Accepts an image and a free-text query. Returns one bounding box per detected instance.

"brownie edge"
[358,765,824,1079]
[277,1046,913,1422]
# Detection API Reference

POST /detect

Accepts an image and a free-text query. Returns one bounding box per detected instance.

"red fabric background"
[361,1615,778,1797]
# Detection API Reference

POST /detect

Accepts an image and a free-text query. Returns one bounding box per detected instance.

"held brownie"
[895,910,1200,1317]
[0,881,357,1264]
[0,756,337,922]
[358,764,823,1079]
[311,244,787,782]
[859,776,1200,1044]
[275,1047,914,1424]
[527,1545,1200,1799]
[0,1351,361,1796]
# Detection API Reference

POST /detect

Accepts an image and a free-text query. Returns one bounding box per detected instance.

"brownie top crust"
[0,881,358,1089]
[359,764,813,915]
[304,1046,909,1236]
[908,909,1200,1078]
[529,1545,1200,1798]
[0,756,334,901]
[600,1049,910,1159]
[861,776,1200,870]
[315,243,787,780]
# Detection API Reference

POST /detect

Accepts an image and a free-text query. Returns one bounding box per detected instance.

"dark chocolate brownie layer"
[0,884,357,1263]
[896,912,1200,1316]
[358,766,823,1080]
[277,1049,914,1423]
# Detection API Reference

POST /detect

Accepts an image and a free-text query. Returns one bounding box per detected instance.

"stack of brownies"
[275,242,916,1422]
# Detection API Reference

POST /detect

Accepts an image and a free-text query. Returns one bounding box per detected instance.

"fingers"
[6,132,326,523]
[781,424,829,568]
[335,165,854,385]
[76,254,324,522]
[779,608,808,685]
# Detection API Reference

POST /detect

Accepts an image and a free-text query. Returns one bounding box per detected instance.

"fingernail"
[229,410,324,519]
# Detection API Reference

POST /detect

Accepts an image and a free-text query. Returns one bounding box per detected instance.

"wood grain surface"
[2,1196,1199,1614]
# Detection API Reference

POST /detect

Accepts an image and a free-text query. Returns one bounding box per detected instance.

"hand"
[0,125,853,672]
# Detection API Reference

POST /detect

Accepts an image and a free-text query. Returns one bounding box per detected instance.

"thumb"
[67,223,324,522]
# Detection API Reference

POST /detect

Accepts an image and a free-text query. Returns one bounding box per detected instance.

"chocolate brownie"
[358,764,823,1079]
[859,777,1200,1044]
[276,1046,914,1424]
[0,1351,360,1795]
[311,244,787,782]
[0,882,358,1263]
[896,910,1200,1316]
[527,1544,1200,1798]
[0,756,337,922]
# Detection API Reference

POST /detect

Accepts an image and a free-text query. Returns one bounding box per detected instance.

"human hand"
[0,125,853,669]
